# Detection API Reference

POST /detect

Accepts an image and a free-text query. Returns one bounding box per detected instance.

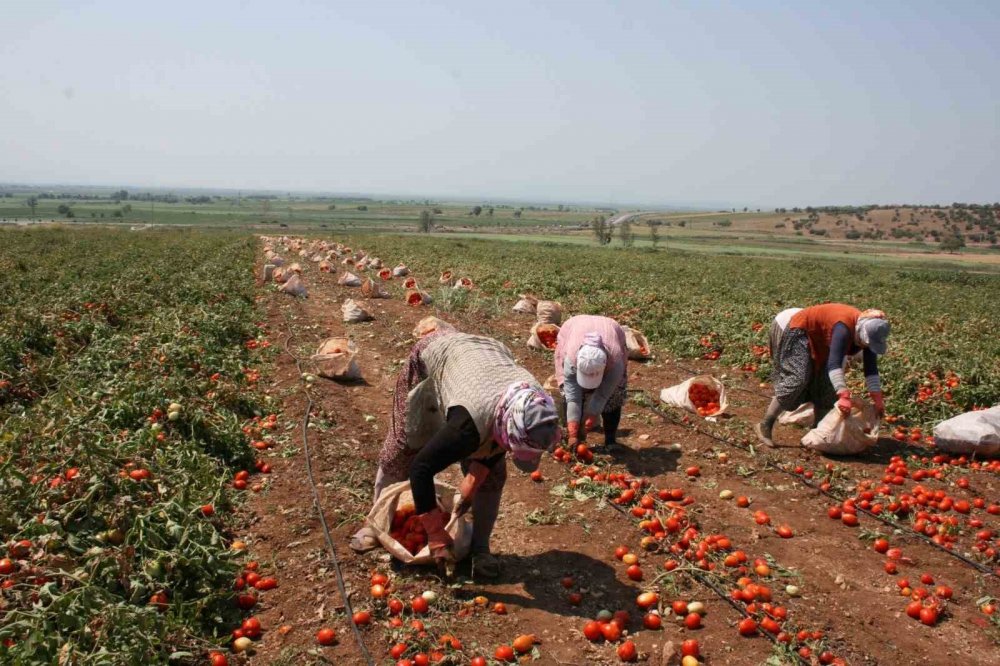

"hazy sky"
[2,1,998,207]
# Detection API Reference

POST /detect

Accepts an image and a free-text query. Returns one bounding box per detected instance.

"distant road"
[607,211,651,226]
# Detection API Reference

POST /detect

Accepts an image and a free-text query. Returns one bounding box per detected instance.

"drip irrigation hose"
[281,326,376,666]
[634,389,999,581]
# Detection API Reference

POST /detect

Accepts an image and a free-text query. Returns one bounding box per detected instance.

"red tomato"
[919,606,939,626]
[494,645,515,662]
[352,610,371,626]
[643,613,662,630]
[681,639,700,657]
[583,620,603,642]
[685,466,701,477]
[614,546,630,560]
[316,628,336,645]
[561,576,575,589]
[906,601,923,619]
[684,612,702,630]
[626,564,643,581]
[776,525,793,538]
[601,622,621,642]
[617,640,638,662]
[209,652,228,666]
[873,538,889,553]
[471,658,488,666]
[390,643,408,659]
[738,618,758,636]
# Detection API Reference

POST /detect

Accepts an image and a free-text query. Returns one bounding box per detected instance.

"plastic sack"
[439,270,453,285]
[536,300,563,325]
[527,323,560,350]
[311,337,361,381]
[512,295,538,314]
[378,268,393,281]
[624,327,651,360]
[278,273,308,297]
[369,257,383,269]
[342,257,356,266]
[288,262,303,274]
[454,277,474,289]
[365,480,473,565]
[393,264,410,277]
[932,407,1000,456]
[342,298,374,323]
[801,399,880,455]
[413,316,456,339]
[779,403,815,427]
[406,290,433,307]
[273,267,288,284]
[361,278,390,299]
[261,264,276,282]
[403,277,418,290]
[659,375,729,417]
[318,260,332,273]
[338,271,362,287]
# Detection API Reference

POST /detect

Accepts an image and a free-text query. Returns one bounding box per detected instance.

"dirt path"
[236,239,999,666]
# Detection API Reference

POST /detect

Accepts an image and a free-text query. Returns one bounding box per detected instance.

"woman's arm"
[585,354,625,416]
[409,406,480,513]
[562,356,584,425]
[826,323,852,392]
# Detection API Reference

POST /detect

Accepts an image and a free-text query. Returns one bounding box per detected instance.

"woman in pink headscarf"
[554,315,629,449]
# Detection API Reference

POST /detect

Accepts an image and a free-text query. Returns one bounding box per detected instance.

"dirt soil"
[236,240,999,666]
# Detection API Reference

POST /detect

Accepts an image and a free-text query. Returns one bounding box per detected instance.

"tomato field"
[1,228,998,666]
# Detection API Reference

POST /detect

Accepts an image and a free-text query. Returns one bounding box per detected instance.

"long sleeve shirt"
[827,323,881,393]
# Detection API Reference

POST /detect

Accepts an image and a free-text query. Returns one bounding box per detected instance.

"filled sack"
[933,407,1000,457]
[337,271,362,287]
[527,323,560,351]
[288,262,303,274]
[273,266,288,284]
[406,289,433,307]
[624,327,652,360]
[439,270,453,285]
[361,278,390,299]
[261,264,276,282]
[536,300,563,325]
[412,316,456,339]
[801,399,880,455]
[318,260,333,273]
[278,273,308,297]
[403,277,418,290]
[453,277,474,289]
[778,403,816,427]
[378,268,393,281]
[659,375,729,417]
[342,298,374,323]
[365,480,473,565]
[512,294,538,314]
[392,264,410,277]
[311,337,361,381]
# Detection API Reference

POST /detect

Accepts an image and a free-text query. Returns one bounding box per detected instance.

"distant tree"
[619,216,635,248]
[647,219,660,249]
[26,196,37,218]
[418,209,435,233]
[472,206,483,216]
[113,189,129,201]
[591,215,612,245]
[357,205,368,211]
[487,207,494,217]
[939,233,965,253]
[513,209,522,219]
[327,204,336,210]
[112,209,123,218]
[433,207,442,214]
[122,204,132,214]
[57,204,70,215]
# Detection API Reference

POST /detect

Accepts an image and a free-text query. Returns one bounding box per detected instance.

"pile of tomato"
[390,503,428,555]
[688,383,721,417]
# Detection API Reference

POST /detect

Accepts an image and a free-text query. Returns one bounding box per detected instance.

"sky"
[2,1,998,208]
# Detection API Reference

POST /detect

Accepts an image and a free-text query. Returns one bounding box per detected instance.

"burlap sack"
[318,260,332,273]
[932,406,1000,457]
[342,299,374,323]
[337,272,362,287]
[439,270,453,285]
[361,278,390,299]
[262,264,276,282]
[311,337,361,381]
[412,316,456,339]
[624,327,651,360]
[403,277,418,290]
[365,480,473,565]
[513,295,538,314]
[801,399,880,455]
[369,257,383,269]
[406,290,433,306]
[454,277,474,289]
[536,300,563,325]
[659,375,729,416]
[273,267,288,284]
[278,273,308,297]
[342,257,356,266]
[527,323,560,350]
[288,262,303,274]
[378,268,393,281]
[779,403,815,427]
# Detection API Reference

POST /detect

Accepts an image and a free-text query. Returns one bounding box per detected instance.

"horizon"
[3,1,999,207]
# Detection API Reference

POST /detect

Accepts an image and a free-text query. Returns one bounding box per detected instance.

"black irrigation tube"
[281,325,376,666]
[634,389,1000,581]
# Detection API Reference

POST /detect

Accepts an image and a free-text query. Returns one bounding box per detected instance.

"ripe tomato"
[200,504,214,517]
[582,620,603,642]
[841,513,859,527]
[567,592,583,605]
[684,612,702,630]
[776,525,793,538]
[390,643,408,659]
[371,584,387,598]
[614,545,630,560]
[471,658,488,666]
[685,466,701,477]
[626,564,643,581]
[919,606,939,626]
[935,585,953,599]
[560,576,575,589]
[672,600,689,615]
[352,610,371,626]
[643,613,662,629]
[494,645,515,662]
[493,602,507,615]
[873,538,889,553]
[0,558,15,575]
[601,621,621,642]
[209,652,229,666]
[738,618,758,636]
[316,628,336,645]
[681,639,700,657]
[636,591,659,609]
[906,600,923,619]
[617,640,638,662]
[236,593,257,610]
[512,634,536,654]
[411,596,429,614]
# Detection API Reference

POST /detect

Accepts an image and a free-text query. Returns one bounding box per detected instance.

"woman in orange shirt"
[755,303,890,446]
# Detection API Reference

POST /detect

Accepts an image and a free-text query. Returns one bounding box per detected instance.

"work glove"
[584,414,598,433]
[870,391,885,417]
[567,421,583,447]
[836,390,853,417]
[455,461,490,517]
[417,507,454,561]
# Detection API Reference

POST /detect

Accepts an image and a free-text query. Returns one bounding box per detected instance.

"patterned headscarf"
[493,381,560,460]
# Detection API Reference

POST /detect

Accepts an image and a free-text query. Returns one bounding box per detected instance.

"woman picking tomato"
[755,303,890,446]
[351,333,560,579]
[554,315,628,450]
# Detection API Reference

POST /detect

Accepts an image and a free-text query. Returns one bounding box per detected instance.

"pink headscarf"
[492,382,560,460]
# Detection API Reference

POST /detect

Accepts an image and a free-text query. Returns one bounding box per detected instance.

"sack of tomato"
[527,323,560,351]
[659,375,729,417]
[365,480,473,565]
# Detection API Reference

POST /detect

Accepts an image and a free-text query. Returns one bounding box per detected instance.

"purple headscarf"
[493,381,560,460]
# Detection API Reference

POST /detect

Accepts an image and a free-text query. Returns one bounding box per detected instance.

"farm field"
[1,228,998,666]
